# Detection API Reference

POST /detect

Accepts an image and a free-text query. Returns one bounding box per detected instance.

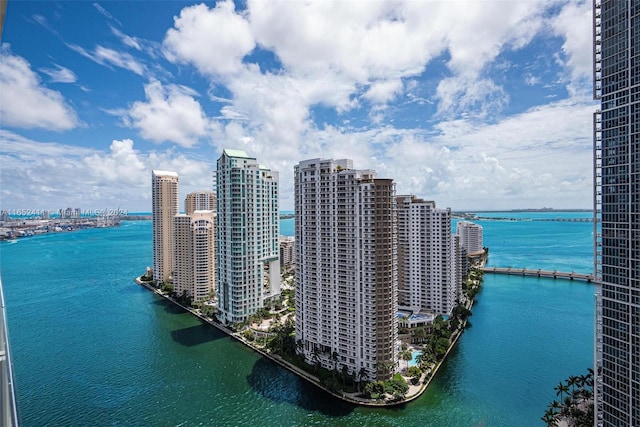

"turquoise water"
[281,217,294,237]
[0,213,595,426]
[453,216,593,274]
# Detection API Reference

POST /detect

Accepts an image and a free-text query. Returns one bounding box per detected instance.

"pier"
[481,267,594,282]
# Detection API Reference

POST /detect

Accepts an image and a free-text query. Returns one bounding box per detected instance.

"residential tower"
[216,149,280,324]
[294,158,397,381]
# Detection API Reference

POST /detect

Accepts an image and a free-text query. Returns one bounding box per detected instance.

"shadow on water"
[170,323,226,347]
[246,357,355,417]
[152,297,187,314]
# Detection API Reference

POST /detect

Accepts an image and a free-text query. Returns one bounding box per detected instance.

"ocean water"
[0,213,595,426]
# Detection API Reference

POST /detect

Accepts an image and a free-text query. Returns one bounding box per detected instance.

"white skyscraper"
[185,190,216,215]
[173,210,216,302]
[216,149,280,325]
[295,158,397,381]
[152,170,179,284]
[456,221,484,255]
[396,196,457,317]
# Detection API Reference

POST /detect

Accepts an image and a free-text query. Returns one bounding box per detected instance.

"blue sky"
[0,0,596,212]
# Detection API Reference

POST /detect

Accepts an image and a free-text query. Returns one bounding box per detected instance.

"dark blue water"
[0,214,595,426]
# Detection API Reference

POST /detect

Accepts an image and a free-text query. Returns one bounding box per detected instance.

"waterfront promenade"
[482,267,594,282]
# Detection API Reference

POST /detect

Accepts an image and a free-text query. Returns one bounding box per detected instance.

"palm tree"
[341,365,349,389]
[585,368,594,387]
[554,381,569,402]
[399,349,412,371]
[577,373,587,389]
[376,361,394,379]
[312,346,321,374]
[561,396,574,417]
[541,408,558,426]
[568,375,579,394]
[357,367,368,393]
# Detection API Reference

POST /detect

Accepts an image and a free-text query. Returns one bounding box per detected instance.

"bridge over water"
[481,267,594,282]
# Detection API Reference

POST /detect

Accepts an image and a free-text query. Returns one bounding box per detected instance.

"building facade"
[294,158,398,381]
[456,221,484,255]
[173,210,216,302]
[396,196,458,317]
[185,190,216,215]
[280,236,295,269]
[216,149,280,325]
[593,1,640,425]
[152,170,179,284]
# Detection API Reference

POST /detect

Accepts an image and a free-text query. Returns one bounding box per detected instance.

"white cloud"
[68,43,145,75]
[120,80,214,147]
[246,0,556,118]
[2,1,598,212]
[550,0,593,96]
[93,2,115,20]
[381,98,594,209]
[110,26,142,51]
[0,131,212,211]
[363,79,404,104]
[0,46,79,131]
[40,64,77,83]
[442,1,545,75]
[249,1,440,82]
[435,76,509,119]
[163,1,255,77]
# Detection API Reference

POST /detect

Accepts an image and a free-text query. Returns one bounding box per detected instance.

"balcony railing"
[0,278,19,426]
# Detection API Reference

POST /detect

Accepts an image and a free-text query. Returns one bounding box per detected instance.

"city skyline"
[1,0,596,212]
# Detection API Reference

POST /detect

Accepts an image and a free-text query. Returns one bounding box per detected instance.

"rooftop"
[152,170,178,177]
[223,148,252,159]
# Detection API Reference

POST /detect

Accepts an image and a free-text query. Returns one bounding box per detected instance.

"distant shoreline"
[454,208,592,214]
[0,217,120,241]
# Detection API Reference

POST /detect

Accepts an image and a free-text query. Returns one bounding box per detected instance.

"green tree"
[242,329,255,341]
[413,326,426,342]
[376,361,394,379]
[311,346,321,373]
[399,349,413,370]
[357,367,368,393]
[406,366,422,385]
[544,370,593,427]
[385,374,409,401]
[554,381,569,402]
[364,381,386,400]
[341,365,349,388]
[160,282,174,294]
[434,337,450,358]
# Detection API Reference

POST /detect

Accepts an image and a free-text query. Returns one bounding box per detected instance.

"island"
[134,250,487,406]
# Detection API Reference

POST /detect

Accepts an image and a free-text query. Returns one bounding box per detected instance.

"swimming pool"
[408,351,421,367]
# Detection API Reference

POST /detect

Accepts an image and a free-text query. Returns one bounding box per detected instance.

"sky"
[0,0,597,212]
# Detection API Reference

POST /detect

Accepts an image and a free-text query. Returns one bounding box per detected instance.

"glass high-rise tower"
[593,1,639,425]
